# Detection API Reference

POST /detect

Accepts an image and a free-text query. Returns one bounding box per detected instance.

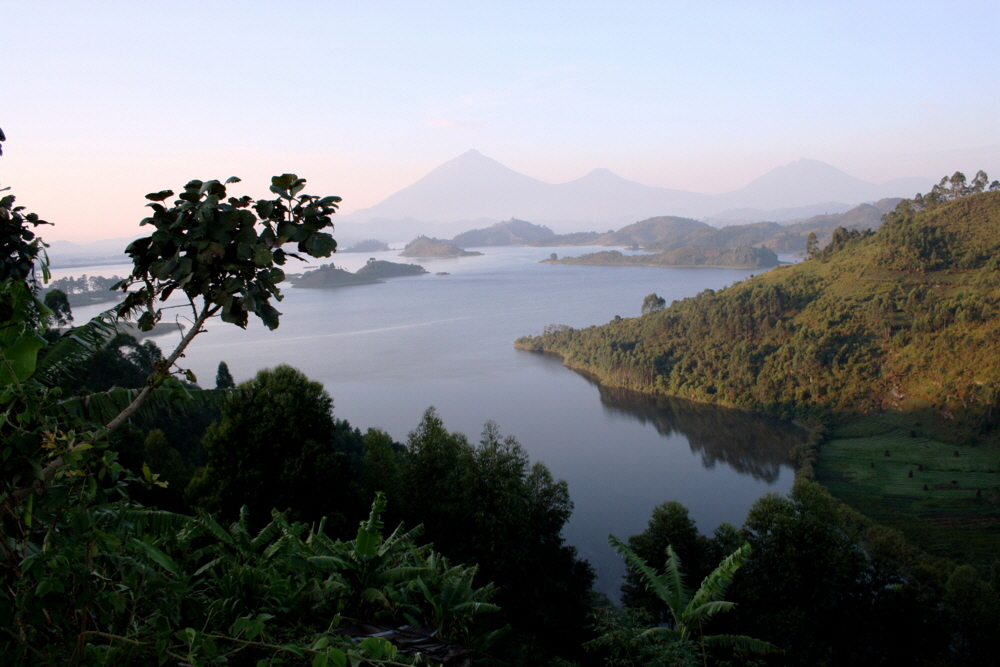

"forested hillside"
[542,245,779,269]
[518,190,1000,446]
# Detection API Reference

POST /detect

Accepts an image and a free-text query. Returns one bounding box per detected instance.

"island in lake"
[399,236,483,258]
[542,245,780,269]
[340,239,391,253]
[292,259,427,289]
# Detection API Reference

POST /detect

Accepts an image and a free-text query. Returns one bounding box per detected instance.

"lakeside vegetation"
[517,181,1000,659]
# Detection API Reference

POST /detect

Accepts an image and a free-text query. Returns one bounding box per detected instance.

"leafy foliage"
[187,365,362,531]
[116,174,339,331]
[368,410,597,663]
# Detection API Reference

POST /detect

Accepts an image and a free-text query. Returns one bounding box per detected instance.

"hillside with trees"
[518,188,1000,440]
[519,184,1000,574]
[451,217,555,246]
[543,245,780,269]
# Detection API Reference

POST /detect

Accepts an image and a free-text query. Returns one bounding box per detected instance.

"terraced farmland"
[816,420,1000,565]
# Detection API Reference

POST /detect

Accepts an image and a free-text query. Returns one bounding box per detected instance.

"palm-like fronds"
[608,534,780,664]
[33,311,119,387]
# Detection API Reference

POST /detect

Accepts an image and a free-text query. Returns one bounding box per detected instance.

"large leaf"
[609,535,684,618]
[0,329,46,384]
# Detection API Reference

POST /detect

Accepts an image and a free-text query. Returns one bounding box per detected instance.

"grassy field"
[816,419,1000,566]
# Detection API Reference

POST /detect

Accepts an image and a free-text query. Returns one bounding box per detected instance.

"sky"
[3,1,999,243]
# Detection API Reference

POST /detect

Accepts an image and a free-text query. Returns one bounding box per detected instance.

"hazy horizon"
[4,1,998,242]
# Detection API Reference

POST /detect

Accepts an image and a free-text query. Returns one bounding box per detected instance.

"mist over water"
[64,246,802,599]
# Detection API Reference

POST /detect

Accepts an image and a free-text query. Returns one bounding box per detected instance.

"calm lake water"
[60,246,803,599]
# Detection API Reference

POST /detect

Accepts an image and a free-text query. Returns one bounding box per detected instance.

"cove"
[61,245,804,599]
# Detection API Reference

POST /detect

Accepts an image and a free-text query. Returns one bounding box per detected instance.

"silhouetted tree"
[215,360,235,389]
[642,292,666,315]
[43,289,72,327]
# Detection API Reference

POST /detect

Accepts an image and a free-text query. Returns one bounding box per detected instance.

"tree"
[215,360,235,389]
[726,481,948,665]
[187,364,357,529]
[970,170,989,193]
[387,410,595,663]
[68,333,163,392]
[805,231,819,259]
[642,292,666,315]
[608,536,779,666]
[622,501,709,623]
[42,288,72,327]
[107,173,340,431]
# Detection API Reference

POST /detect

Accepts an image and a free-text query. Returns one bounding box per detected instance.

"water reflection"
[590,381,803,483]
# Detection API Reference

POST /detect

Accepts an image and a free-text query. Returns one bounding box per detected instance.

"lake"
[60,245,803,599]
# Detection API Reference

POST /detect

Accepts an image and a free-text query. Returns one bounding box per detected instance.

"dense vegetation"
[0,167,594,665]
[516,183,1000,664]
[543,245,779,269]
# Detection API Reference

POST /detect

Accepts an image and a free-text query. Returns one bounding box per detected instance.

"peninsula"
[542,245,780,269]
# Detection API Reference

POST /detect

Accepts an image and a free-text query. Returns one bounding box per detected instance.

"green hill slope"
[518,191,1000,441]
[517,190,1000,563]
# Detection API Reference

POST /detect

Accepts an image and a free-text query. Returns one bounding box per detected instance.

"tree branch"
[11,302,220,504]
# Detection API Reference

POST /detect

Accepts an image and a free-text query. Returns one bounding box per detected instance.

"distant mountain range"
[340,150,933,236]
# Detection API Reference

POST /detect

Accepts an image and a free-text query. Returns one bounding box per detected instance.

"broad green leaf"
[0,330,47,384]
[130,538,179,576]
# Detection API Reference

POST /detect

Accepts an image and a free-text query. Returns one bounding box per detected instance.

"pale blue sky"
[3,1,998,241]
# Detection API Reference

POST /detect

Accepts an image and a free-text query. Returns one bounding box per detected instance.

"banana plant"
[402,551,504,647]
[608,535,780,666]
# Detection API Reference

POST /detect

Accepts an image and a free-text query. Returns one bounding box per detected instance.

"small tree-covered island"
[399,236,483,258]
[2,153,999,666]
